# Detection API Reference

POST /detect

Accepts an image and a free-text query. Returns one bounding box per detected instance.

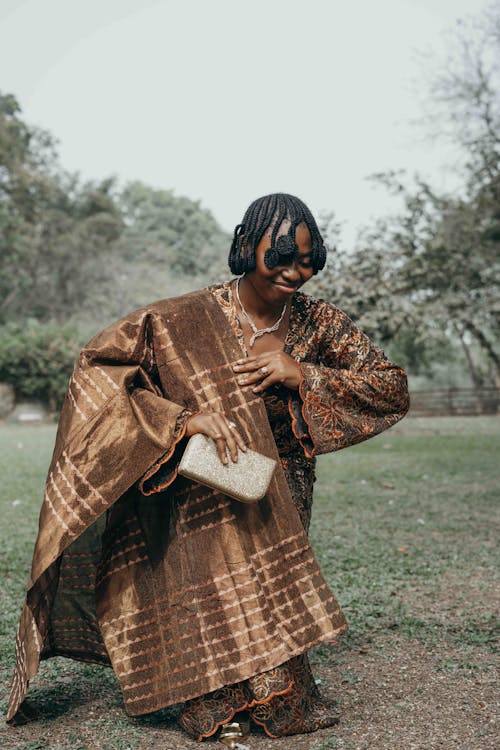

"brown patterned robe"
[6,281,409,740]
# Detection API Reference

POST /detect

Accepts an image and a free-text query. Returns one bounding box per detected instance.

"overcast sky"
[0,0,487,244]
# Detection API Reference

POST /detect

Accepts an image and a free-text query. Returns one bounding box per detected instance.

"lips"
[272,281,298,292]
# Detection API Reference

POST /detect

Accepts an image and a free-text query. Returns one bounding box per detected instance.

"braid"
[228,193,326,275]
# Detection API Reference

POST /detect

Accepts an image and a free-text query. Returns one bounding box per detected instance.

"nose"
[282,261,301,281]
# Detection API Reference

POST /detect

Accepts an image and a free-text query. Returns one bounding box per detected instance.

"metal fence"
[409,387,500,416]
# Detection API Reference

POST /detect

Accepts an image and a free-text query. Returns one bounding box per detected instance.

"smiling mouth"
[272,281,299,291]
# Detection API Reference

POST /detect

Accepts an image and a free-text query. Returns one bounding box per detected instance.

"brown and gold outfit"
[7,281,409,740]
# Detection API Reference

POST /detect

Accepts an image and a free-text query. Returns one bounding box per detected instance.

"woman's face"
[245,220,314,306]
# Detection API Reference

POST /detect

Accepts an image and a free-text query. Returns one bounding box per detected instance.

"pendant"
[235,277,287,350]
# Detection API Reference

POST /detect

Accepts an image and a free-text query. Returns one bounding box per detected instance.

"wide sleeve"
[25,307,194,587]
[288,300,410,459]
[83,310,198,497]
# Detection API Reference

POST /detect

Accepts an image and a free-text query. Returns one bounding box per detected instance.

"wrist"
[288,361,304,390]
[185,411,201,436]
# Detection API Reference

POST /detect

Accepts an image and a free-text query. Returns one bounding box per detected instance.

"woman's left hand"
[232,350,303,392]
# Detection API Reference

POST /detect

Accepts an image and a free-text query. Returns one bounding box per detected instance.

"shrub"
[0,320,82,412]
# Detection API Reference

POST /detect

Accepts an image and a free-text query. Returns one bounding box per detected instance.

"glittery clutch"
[178,433,277,503]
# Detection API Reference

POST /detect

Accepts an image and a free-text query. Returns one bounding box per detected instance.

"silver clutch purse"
[178,433,277,503]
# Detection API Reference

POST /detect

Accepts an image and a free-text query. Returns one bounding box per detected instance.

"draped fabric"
[178,457,341,740]
[175,281,409,739]
[7,281,409,737]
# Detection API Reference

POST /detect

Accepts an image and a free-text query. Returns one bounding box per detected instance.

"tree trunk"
[456,328,483,387]
[464,320,500,387]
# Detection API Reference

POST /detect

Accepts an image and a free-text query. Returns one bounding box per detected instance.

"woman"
[7,193,409,745]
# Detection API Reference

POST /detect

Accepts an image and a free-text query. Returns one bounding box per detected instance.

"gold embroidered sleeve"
[288,301,410,458]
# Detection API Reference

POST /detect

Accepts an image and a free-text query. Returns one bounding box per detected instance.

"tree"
[359,173,498,386]
[0,92,123,324]
[422,5,500,197]
[117,181,229,277]
[84,181,231,321]
[318,4,500,389]
[0,94,232,329]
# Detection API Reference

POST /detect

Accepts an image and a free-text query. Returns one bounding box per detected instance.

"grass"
[0,416,498,749]
[309,417,499,658]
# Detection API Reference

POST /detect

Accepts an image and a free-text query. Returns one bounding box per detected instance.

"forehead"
[263,219,312,250]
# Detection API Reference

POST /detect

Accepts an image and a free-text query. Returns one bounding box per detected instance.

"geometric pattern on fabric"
[4,286,358,721]
[6,281,408,726]
[179,453,339,740]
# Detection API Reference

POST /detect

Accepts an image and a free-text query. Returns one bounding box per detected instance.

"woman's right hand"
[185,412,247,465]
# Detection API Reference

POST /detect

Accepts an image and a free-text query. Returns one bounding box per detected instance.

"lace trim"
[194,680,295,741]
[287,364,318,459]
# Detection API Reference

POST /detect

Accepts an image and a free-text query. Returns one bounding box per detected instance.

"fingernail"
[232,364,240,370]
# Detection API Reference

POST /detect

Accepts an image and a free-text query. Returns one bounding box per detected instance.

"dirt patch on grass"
[2,635,497,750]
[389,570,497,622]
[321,636,497,750]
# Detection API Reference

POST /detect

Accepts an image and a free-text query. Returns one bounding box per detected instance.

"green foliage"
[118,180,229,277]
[93,181,231,321]
[312,734,342,749]
[385,327,455,376]
[0,94,230,330]
[0,92,124,324]
[0,321,81,410]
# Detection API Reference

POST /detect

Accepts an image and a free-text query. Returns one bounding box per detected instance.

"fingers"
[228,421,247,454]
[221,416,245,464]
[187,412,246,464]
[206,415,234,465]
[233,356,274,388]
[232,353,280,374]
[234,367,270,388]
[213,436,230,465]
[233,352,302,392]
[234,357,280,393]
[252,372,276,394]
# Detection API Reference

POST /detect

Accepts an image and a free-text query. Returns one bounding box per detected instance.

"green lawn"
[311,416,498,654]
[0,417,498,749]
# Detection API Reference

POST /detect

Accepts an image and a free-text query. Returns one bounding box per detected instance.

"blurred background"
[0,0,498,419]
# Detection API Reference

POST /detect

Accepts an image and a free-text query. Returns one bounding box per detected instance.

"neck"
[236,276,286,321]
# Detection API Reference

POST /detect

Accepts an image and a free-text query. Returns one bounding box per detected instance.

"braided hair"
[228,193,327,275]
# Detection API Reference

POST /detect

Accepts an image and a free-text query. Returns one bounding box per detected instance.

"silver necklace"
[235,277,287,348]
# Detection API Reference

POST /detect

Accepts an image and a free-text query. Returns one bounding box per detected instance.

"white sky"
[0,0,488,244]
